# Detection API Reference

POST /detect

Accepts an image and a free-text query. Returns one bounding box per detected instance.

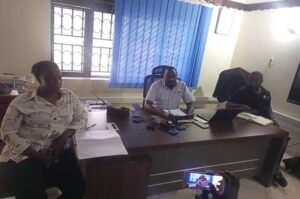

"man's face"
[248,74,263,90]
[164,69,177,89]
[39,66,62,92]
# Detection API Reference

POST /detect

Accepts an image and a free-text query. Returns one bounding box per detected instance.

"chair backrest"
[0,96,16,198]
[0,95,16,154]
[0,95,15,124]
[143,74,163,109]
[212,67,249,102]
[152,65,175,76]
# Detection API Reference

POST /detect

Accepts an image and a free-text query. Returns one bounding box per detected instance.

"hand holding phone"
[186,172,224,192]
[209,171,240,199]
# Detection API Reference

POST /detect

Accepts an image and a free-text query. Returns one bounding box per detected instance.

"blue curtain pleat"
[110,0,213,88]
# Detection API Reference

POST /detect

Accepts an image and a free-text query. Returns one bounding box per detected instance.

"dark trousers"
[0,149,85,199]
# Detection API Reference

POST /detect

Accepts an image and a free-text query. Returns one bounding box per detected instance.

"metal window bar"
[71,45,74,71]
[110,14,113,40]
[100,12,104,39]
[60,6,63,35]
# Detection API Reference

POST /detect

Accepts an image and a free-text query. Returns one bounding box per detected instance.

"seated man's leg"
[48,149,85,199]
[0,159,47,199]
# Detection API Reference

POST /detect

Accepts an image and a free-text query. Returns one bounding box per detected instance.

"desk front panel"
[146,137,271,195]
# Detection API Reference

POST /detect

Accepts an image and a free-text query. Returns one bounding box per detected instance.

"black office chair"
[152,65,176,76]
[142,74,163,109]
[212,67,249,102]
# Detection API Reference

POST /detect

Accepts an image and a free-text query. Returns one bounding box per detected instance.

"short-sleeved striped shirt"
[145,79,193,109]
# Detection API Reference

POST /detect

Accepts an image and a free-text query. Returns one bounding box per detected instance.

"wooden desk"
[83,110,289,196]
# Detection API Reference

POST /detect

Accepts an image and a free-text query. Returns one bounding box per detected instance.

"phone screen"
[186,172,223,191]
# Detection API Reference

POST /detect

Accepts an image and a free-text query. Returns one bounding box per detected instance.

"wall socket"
[268,57,274,67]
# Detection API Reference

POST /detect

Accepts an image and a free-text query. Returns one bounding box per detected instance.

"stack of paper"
[74,129,128,160]
[237,112,273,126]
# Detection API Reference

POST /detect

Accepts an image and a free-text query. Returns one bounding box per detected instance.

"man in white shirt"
[145,67,194,119]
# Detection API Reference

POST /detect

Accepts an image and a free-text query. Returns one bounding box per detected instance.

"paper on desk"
[163,109,186,116]
[74,129,128,160]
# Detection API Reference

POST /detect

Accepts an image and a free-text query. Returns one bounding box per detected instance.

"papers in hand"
[163,109,186,116]
[74,129,128,160]
[237,112,273,126]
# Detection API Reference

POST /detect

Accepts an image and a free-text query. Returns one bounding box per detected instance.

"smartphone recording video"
[186,172,224,191]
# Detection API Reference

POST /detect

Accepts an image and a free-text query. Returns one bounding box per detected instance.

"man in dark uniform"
[226,71,287,187]
[226,71,273,119]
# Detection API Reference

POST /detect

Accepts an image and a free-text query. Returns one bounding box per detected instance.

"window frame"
[50,1,114,78]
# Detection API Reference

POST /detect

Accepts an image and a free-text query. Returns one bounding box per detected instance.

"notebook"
[237,112,273,126]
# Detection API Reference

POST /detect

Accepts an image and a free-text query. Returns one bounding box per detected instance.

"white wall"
[0,0,242,99]
[0,0,51,74]
[231,7,300,119]
[199,7,244,96]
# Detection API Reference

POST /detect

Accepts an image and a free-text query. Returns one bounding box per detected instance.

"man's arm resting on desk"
[186,102,194,114]
[226,101,252,111]
[268,107,280,126]
[144,100,169,119]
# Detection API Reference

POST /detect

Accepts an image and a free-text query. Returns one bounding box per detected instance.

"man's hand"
[272,119,280,127]
[51,136,67,157]
[166,113,176,122]
[36,149,56,164]
[209,171,240,199]
[51,129,75,157]
[241,105,252,111]
[23,146,55,164]
[226,102,252,112]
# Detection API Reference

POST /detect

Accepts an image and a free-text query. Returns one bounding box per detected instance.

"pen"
[86,123,96,130]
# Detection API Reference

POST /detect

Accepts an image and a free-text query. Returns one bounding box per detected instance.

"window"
[91,12,114,77]
[51,2,114,77]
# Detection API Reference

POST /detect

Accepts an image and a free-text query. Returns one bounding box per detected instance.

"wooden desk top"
[87,110,289,153]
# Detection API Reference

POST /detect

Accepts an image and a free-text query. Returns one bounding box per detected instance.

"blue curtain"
[110,0,213,88]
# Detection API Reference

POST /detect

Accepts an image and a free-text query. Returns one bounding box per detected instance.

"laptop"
[197,108,243,123]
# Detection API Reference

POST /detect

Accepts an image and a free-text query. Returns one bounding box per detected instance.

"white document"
[74,129,128,160]
[237,112,273,126]
[163,109,186,116]
[194,116,208,124]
